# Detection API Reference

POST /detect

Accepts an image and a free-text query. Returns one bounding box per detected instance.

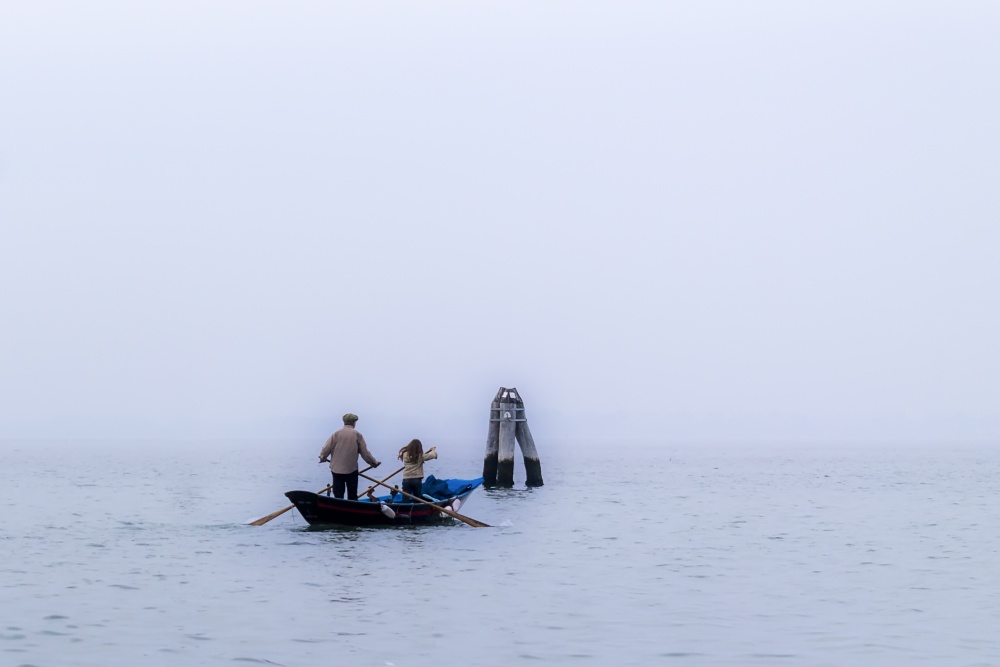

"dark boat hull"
[284,478,482,527]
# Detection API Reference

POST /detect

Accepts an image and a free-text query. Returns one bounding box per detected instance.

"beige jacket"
[319,425,379,474]
[401,449,437,479]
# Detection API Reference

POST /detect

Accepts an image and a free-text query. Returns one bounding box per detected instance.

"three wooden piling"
[483,387,544,488]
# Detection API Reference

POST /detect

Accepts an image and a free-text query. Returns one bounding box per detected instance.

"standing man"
[319,413,381,500]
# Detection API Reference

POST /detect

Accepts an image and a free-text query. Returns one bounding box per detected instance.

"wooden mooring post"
[483,387,544,488]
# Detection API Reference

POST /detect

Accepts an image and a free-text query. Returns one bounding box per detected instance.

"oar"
[360,465,405,500]
[357,471,490,528]
[249,464,376,526]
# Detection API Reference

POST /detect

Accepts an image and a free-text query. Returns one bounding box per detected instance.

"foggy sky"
[1,2,998,445]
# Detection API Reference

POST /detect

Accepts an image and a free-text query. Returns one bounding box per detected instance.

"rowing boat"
[284,476,483,527]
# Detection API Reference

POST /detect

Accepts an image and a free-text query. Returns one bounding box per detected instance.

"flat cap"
[342,413,359,424]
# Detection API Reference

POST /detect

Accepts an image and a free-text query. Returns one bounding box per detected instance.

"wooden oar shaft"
[360,466,405,499]
[357,472,490,528]
[249,485,332,526]
[249,464,376,526]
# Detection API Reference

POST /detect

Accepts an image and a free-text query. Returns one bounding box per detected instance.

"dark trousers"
[332,470,360,500]
[402,477,423,500]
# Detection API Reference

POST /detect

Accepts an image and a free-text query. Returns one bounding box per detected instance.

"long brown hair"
[397,438,423,462]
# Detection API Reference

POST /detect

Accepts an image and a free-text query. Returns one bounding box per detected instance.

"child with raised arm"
[397,439,437,501]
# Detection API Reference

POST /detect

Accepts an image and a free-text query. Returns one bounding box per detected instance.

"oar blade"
[443,508,490,528]
[248,505,292,526]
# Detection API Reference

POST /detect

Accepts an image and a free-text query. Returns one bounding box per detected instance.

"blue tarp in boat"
[384,475,484,503]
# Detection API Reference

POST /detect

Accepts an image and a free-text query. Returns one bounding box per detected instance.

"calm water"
[2,439,999,667]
